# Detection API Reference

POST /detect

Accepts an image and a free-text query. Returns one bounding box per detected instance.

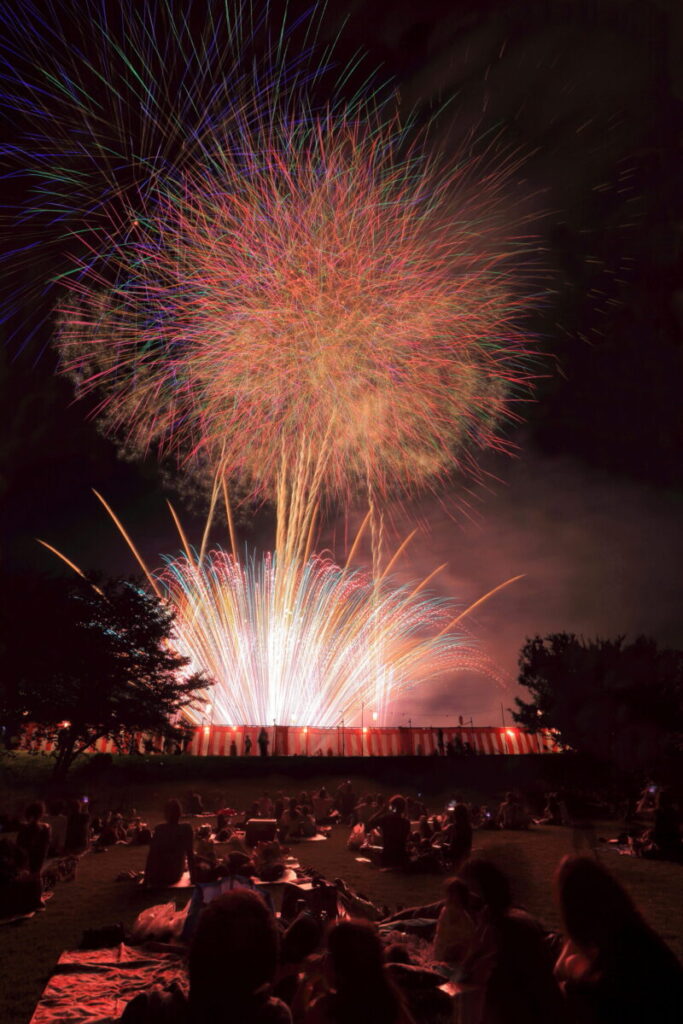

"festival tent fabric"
[22,724,561,756]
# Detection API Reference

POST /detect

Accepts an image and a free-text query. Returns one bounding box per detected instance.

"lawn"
[1,769,681,1024]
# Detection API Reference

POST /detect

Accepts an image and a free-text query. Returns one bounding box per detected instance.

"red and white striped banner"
[19,723,561,757]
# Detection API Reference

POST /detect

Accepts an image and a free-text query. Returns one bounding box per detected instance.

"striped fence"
[186,724,561,757]
[20,722,561,757]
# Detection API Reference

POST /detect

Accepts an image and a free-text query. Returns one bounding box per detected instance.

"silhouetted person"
[144,799,195,888]
[229,739,238,756]
[367,795,410,869]
[64,798,90,853]
[244,733,253,755]
[45,800,68,857]
[646,789,683,861]
[433,878,477,965]
[461,859,568,1024]
[16,802,50,876]
[300,919,412,1023]
[258,728,269,757]
[555,855,683,1023]
[0,838,43,916]
[122,890,291,1022]
[274,911,321,1007]
[446,803,473,869]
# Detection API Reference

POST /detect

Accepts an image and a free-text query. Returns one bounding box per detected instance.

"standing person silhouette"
[244,733,253,756]
[258,728,270,757]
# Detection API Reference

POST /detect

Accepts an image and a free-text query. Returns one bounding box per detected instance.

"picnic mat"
[29,943,186,1024]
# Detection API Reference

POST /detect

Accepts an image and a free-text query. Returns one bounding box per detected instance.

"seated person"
[405,836,442,874]
[535,792,562,826]
[187,792,204,815]
[16,801,51,877]
[45,800,68,857]
[433,878,477,965]
[555,855,683,1023]
[294,806,317,838]
[128,818,152,845]
[193,824,218,881]
[497,792,529,830]
[367,795,411,869]
[0,838,43,917]
[313,788,334,822]
[122,890,291,1023]
[355,794,376,826]
[254,840,286,881]
[144,799,195,887]
[460,859,567,1023]
[64,798,90,853]
[96,812,127,847]
[444,803,473,868]
[297,918,411,1024]
[274,911,321,1006]
[641,789,683,861]
[279,798,301,840]
[260,792,275,817]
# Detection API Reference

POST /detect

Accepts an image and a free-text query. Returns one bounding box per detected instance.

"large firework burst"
[57,111,535,525]
[157,547,490,727]
[8,1,534,725]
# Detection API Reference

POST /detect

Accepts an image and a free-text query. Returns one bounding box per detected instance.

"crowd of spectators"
[119,837,682,1023]
[2,780,681,1023]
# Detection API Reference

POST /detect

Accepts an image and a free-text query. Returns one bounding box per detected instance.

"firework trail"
[157,547,491,727]
[56,112,535,546]
[8,1,534,723]
[1,0,536,516]
[0,0,346,344]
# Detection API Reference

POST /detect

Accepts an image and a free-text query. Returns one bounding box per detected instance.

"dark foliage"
[0,573,209,775]
[513,633,683,771]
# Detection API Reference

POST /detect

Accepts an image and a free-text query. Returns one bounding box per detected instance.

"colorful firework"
[3,0,536,523]
[40,502,515,728]
[157,547,492,727]
[56,113,535,539]
[9,2,535,724]
[0,0,348,343]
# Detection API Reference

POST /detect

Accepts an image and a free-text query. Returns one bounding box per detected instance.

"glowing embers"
[158,547,483,728]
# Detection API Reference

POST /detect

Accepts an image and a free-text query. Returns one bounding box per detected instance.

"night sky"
[2,0,683,724]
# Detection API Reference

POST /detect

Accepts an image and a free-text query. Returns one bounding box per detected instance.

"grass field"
[1,768,681,1024]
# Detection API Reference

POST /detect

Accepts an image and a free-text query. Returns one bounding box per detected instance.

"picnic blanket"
[29,944,186,1024]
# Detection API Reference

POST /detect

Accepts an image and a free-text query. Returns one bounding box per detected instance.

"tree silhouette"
[1,573,210,776]
[513,632,683,770]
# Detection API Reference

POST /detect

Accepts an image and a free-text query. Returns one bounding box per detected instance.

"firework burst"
[11,2,534,725]
[157,546,490,727]
[57,111,536,528]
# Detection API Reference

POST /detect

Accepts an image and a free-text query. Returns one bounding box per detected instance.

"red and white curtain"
[20,722,561,756]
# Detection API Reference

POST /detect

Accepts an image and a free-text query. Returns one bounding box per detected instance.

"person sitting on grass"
[295,805,317,838]
[298,919,414,1024]
[45,800,68,857]
[537,792,563,826]
[313,787,334,823]
[460,858,568,1023]
[497,791,530,830]
[0,838,44,917]
[16,801,51,878]
[122,890,291,1023]
[433,878,477,967]
[273,911,322,1007]
[367,795,411,869]
[64,798,90,853]
[554,855,683,1023]
[144,799,195,888]
[444,803,473,869]
[278,798,301,841]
